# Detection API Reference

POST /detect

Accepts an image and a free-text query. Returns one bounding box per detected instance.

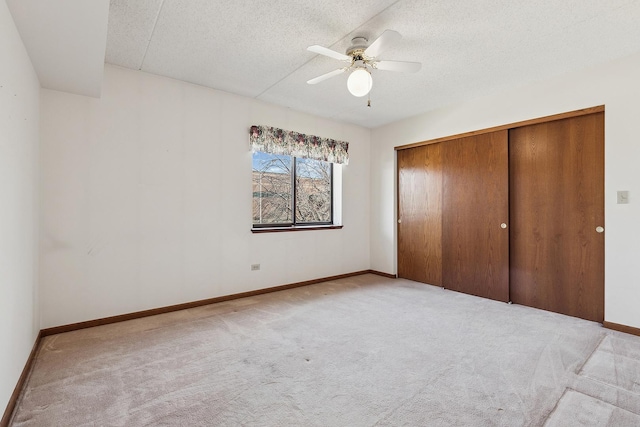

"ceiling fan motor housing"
[346,37,369,57]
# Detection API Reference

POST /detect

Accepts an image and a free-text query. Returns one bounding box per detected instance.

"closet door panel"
[442,131,510,302]
[397,144,442,285]
[509,112,604,322]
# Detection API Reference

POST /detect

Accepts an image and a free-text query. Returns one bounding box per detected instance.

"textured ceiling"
[104,0,640,128]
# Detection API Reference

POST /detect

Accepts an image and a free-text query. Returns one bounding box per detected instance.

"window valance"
[249,125,349,165]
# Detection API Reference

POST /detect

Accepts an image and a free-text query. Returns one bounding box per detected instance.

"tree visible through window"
[252,152,332,226]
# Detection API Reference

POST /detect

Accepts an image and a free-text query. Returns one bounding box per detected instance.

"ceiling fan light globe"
[347,68,372,97]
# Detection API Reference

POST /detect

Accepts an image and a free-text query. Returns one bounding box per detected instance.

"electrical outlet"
[251,264,260,271]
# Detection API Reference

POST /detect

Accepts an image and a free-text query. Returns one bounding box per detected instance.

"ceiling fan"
[306,30,421,98]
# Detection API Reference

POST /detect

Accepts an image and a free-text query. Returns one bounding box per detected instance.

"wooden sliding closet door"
[442,131,510,302]
[397,143,442,285]
[509,112,604,322]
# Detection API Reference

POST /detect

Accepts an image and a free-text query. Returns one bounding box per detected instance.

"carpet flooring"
[10,274,640,426]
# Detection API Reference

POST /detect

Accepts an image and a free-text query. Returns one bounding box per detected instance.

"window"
[248,124,348,231]
[252,152,333,227]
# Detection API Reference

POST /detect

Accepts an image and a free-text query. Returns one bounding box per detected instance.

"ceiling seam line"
[253,55,336,99]
[254,0,402,99]
[138,0,166,70]
[342,0,402,44]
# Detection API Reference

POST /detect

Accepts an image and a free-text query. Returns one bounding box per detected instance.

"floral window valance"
[249,125,349,165]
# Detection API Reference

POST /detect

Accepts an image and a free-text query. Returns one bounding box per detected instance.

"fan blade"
[307,45,351,61]
[307,68,346,85]
[375,60,421,73]
[364,30,402,58]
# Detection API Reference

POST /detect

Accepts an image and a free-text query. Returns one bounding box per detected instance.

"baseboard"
[368,270,397,279]
[42,270,394,337]
[603,321,640,337]
[1,331,42,427]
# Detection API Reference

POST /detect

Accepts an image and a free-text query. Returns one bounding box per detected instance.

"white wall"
[40,65,371,328]
[0,0,40,414]
[371,52,640,329]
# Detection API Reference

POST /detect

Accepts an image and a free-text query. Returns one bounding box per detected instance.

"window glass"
[295,158,332,224]
[252,152,292,225]
[252,152,332,227]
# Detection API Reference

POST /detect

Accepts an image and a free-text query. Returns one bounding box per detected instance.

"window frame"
[252,153,335,230]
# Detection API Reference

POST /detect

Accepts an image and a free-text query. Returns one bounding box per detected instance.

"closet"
[397,108,604,322]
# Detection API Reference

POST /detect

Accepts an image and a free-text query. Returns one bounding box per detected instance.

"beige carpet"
[11,274,640,426]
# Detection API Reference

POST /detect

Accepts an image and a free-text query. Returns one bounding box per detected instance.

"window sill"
[251,225,343,234]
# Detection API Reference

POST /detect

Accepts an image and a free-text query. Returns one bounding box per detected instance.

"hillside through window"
[252,152,332,227]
